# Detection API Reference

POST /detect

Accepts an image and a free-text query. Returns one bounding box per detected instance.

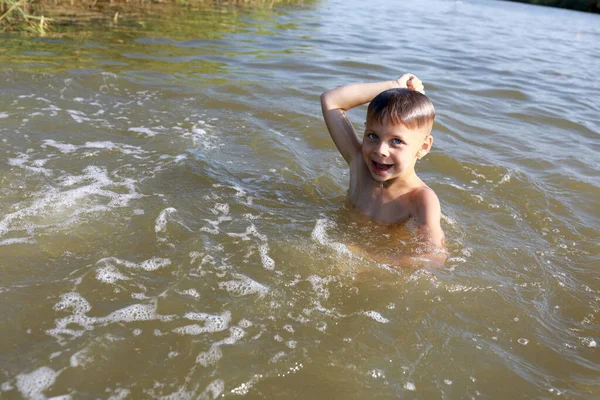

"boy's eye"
[367,133,378,140]
[391,138,403,145]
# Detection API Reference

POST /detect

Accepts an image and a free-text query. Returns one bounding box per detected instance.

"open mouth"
[371,160,393,172]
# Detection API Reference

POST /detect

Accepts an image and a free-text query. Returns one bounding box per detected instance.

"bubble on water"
[177,310,231,334]
[179,288,200,298]
[317,322,328,332]
[238,319,253,328]
[70,348,91,368]
[0,237,37,246]
[498,174,511,184]
[128,127,159,136]
[370,369,385,379]
[155,208,177,233]
[364,311,390,324]
[15,366,59,400]
[133,329,142,336]
[107,388,130,400]
[54,292,91,315]
[0,165,140,237]
[218,273,269,298]
[518,338,529,345]
[139,258,172,271]
[1,381,14,391]
[404,382,416,391]
[96,265,129,284]
[196,345,223,367]
[230,375,262,396]
[259,244,275,270]
[307,275,335,300]
[581,337,596,348]
[43,140,78,153]
[444,379,453,385]
[198,379,224,400]
[311,218,352,256]
[96,257,171,272]
[104,304,157,323]
[274,335,283,342]
[0,112,9,119]
[286,340,297,349]
[270,351,287,363]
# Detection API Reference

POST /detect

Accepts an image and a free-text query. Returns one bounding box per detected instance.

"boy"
[320,74,446,264]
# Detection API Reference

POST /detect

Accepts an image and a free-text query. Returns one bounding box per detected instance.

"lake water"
[1,0,599,398]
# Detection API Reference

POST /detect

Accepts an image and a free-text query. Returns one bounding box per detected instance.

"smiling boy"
[321,74,445,263]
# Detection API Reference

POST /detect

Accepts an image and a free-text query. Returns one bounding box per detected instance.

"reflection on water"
[1,0,599,398]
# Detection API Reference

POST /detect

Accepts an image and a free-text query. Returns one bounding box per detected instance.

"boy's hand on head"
[396,74,425,94]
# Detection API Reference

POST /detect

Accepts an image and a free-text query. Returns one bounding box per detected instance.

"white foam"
[67,109,90,123]
[96,265,129,284]
[218,273,269,298]
[128,127,159,136]
[0,112,9,119]
[155,208,177,233]
[230,375,261,396]
[69,349,91,368]
[198,379,224,400]
[196,345,223,367]
[96,257,171,272]
[107,388,131,400]
[0,237,36,246]
[311,219,352,256]
[403,382,416,391]
[180,288,200,298]
[103,304,157,323]
[259,244,275,270]
[363,311,390,324]
[498,174,511,184]
[15,366,59,400]
[54,292,91,315]
[0,166,140,237]
[175,310,231,335]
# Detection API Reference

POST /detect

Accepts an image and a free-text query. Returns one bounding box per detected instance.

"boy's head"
[362,89,436,182]
[366,88,435,134]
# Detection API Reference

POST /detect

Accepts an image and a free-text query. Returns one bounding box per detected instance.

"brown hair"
[366,88,435,131]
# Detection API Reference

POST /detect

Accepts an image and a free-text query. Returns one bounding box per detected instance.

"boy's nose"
[374,143,389,156]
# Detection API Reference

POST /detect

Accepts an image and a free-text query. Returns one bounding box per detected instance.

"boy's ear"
[418,135,433,159]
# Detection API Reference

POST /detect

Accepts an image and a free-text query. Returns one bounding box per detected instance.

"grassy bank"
[0,0,309,34]
[2,0,598,35]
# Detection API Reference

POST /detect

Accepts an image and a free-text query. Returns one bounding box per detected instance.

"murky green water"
[1,0,599,398]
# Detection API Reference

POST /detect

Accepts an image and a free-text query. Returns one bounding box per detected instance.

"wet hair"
[366,88,435,132]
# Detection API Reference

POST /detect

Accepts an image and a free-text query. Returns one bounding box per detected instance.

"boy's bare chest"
[348,163,414,224]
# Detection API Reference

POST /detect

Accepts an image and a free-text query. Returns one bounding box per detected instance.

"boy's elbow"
[320,91,338,111]
[320,92,330,110]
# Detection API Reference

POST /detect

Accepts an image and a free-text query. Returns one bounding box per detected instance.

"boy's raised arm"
[320,74,424,165]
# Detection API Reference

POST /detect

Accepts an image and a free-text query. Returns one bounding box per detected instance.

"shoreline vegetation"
[1,0,598,34]
[0,0,310,34]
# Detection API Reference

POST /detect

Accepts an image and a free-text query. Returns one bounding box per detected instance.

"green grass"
[1,0,50,35]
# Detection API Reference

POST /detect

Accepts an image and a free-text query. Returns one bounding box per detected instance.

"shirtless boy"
[320,74,445,264]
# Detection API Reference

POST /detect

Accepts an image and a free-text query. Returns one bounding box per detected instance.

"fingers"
[397,74,425,94]
[395,73,415,88]
[408,77,425,94]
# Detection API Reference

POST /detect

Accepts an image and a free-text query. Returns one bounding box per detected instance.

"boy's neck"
[377,172,421,195]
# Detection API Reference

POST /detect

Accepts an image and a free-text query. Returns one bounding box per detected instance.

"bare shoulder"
[410,185,445,250]
[411,186,441,225]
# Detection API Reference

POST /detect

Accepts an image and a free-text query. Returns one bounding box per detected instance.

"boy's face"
[362,118,432,183]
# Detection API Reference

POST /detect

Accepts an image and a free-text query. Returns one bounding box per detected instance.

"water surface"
[1,0,599,398]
